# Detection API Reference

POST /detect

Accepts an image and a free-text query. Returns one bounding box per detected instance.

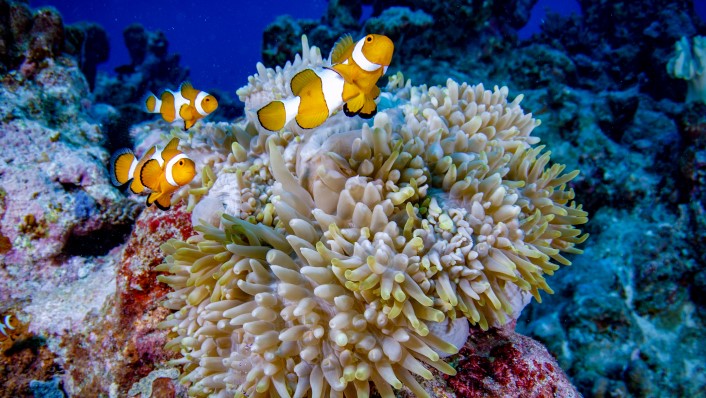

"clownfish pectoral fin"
[109,148,136,186]
[341,82,360,102]
[178,105,197,130]
[258,101,287,131]
[143,92,160,113]
[290,69,320,96]
[160,91,176,123]
[358,97,378,119]
[370,85,381,99]
[140,159,163,192]
[329,34,354,64]
[179,81,199,101]
[179,104,191,120]
[184,118,197,130]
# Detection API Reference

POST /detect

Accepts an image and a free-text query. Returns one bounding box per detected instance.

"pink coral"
[445,323,579,397]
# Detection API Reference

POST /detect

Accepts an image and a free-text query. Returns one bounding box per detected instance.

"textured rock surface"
[446,323,579,398]
[58,203,193,397]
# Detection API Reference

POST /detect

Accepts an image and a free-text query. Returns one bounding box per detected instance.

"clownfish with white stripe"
[257,34,394,131]
[109,137,196,210]
[144,82,218,130]
[0,313,19,343]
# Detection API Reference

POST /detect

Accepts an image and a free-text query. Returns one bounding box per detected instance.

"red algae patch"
[445,323,579,398]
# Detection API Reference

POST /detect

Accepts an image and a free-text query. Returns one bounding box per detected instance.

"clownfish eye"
[179,160,183,165]
[205,98,210,102]
[366,36,373,42]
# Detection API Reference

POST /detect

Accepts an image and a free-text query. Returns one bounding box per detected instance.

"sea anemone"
[156,36,588,397]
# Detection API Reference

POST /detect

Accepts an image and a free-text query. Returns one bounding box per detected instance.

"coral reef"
[446,323,579,397]
[155,37,586,397]
[0,0,110,89]
[0,58,138,269]
[56,203,193,397]
[261,0,540,72]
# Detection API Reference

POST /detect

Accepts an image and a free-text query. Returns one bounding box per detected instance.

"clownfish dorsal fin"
[163,137,180,153]
[179,81,199,101]
[290,69,320,96]
[330,34,354,64]
[140,159,163,192]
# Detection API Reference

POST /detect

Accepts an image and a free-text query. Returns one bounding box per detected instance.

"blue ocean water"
[30,0,329,91]
[29,0,603,92]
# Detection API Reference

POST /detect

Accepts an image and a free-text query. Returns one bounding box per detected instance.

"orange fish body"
[257,34,394,131]
[330,34,393,117]
[144,82,218,130]
[109,137,196,210]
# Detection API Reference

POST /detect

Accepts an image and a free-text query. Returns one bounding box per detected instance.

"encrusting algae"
[155,35,588,397]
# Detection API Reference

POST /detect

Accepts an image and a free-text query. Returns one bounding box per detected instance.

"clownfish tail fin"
[143,92,161,113]
[257,101,287,131]
[109,148,136,186]
[140,159,163,192]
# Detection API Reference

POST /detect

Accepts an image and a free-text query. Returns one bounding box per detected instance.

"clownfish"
[109,137,196,210]
[0,314,19,343]
[257,34,394,131]
[144,82,218,130]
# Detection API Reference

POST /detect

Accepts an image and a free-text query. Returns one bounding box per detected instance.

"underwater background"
[0,0,705,397]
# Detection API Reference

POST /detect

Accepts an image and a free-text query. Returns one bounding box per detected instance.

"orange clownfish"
[109,137,196,210]
[0,314,19,343]
[144,82,218,130]
[257,34,394,131]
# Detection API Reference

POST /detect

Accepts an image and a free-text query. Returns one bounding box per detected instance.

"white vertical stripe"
[283,96,302,126]
[316,68,345,115]
[165,154,189,186]
[352,39,381,72]
[168,89,189,122]
[152,98,163,113]
[194,91,209,116]
[128,158,138,180]
[151,147,165,167]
